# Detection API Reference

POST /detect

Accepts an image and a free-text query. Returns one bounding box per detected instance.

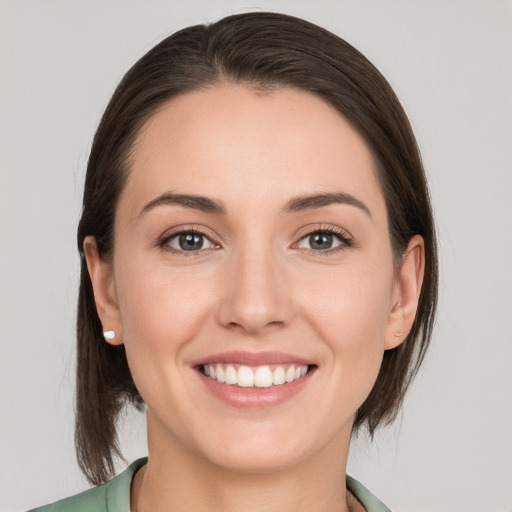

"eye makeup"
[157,225,220,256]
[155,221,354,258]
[291,223,354,256]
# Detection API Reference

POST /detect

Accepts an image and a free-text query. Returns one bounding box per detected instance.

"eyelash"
[158,227,218,256]
[158,225,353,256]
[294,225,353,254]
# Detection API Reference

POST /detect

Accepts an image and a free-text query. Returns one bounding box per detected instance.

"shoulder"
[27,458,147,512]
[346,475,393,512]
[26,484,108,512]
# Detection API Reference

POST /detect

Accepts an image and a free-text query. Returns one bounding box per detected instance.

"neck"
[132,412,357,512]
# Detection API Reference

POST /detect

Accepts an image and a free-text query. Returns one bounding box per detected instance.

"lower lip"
[197,369,314,409]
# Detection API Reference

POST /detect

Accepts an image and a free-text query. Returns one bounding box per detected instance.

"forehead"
[121,84,385,219]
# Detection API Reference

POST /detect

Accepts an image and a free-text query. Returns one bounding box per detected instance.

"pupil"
[310,233,332,250]
[179,233,203,251]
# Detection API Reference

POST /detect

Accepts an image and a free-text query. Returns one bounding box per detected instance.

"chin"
[193,418,333,475]
[205,441,304,475]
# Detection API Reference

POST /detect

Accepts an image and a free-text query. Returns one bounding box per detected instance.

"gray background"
[1,0,511,511]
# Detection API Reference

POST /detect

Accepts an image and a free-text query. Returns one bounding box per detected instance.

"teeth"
[272,366,285,385]
[254,366,273,388]
[203,363,309,387]
[215,364,225,383]
[238,366,254,387]
[225,365,238,385]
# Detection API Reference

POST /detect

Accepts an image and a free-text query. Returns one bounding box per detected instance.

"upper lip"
[191,350,315,367]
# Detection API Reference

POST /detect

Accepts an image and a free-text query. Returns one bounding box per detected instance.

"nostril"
[225,319,286,335]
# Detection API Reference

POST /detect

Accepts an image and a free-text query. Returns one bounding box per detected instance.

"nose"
[215,245,295,336]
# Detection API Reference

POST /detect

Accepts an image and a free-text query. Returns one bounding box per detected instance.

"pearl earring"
[103,330,116,341]
[394,331,403,338]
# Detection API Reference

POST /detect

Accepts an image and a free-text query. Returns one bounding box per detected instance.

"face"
[87,84,421,474]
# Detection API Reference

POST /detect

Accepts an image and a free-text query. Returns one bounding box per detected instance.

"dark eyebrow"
[139,192,226,217]
[282,192,372,218]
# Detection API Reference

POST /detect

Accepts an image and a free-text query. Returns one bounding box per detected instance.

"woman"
[30,11,437,512]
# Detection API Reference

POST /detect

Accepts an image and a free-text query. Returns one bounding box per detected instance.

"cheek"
[116,262,214,346]
[112,257,216,390]
[298,262,394,394]
[301,261,393,334]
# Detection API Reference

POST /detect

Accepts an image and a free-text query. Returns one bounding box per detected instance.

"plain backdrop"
[1,1,511,511]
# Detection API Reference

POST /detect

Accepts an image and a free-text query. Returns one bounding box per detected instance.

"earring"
[394,331,403,338]
[103,330,116,341]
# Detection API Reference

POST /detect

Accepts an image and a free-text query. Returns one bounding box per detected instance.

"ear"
[83,236,124,346]
[385,235,425,350]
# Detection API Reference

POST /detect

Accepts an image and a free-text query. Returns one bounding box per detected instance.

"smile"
[193,351,316,408]
[200,363,310,388]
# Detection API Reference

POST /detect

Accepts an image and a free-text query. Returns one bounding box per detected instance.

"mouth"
[192,351,317,408]
[199,363,313,388]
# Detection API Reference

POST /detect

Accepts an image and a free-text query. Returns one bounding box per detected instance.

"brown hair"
[76,11,438,485]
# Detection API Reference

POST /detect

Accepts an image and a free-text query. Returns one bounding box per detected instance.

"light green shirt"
[28,458,391,512]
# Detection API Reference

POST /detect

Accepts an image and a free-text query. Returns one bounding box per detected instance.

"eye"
[163,231,217,252]
[295,228,352,252]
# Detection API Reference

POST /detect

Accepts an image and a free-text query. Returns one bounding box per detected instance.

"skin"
[85,84,424,512]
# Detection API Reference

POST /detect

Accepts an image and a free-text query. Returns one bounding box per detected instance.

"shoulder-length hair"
[76,11,438,485]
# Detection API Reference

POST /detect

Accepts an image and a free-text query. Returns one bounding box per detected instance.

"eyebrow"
[281,192,372,218]
[139,193,226,217]
[138,191,371,218]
